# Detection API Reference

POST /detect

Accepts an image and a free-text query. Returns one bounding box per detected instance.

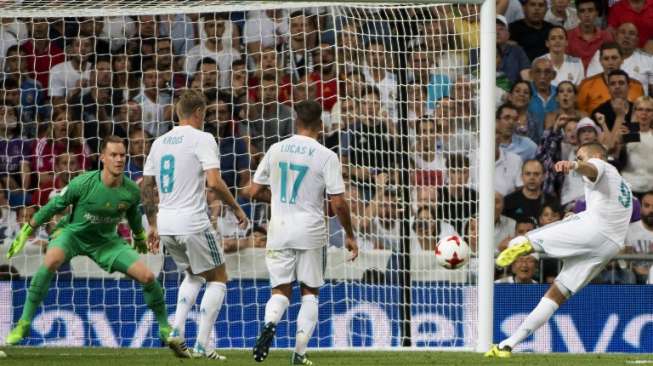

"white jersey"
[583,158,632,246]
[625,221,653,254]
[144,125,220,235]
[253,134,345,250]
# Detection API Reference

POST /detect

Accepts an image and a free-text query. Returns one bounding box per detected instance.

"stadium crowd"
[0,3,651,284]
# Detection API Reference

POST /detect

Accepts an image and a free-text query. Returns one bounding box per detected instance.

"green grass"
[0,348,651,366]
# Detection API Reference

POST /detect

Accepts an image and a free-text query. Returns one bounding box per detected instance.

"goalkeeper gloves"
[7,224,34,259]
[132,230,148,254]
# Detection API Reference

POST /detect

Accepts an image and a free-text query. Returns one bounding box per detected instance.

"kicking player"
[486,142,632,357]
[248,100,358,365]
[142,89,248,360]
[5,136,187,356]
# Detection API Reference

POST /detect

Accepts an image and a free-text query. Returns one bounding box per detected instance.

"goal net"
[0,1,483,350]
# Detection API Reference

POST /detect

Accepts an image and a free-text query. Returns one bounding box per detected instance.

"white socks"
[264,293,290,325]
[173,273,204,338]
[196,281,227,350]
[294,295,319,356]
[499,297,559,350]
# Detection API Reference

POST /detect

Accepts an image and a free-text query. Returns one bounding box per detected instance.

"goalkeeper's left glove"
[7,224,34,259]
[132,230,148,254]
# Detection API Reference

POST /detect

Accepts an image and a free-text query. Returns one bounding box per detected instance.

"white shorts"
[266,247,326,289]
[161,229,225,275]
[527,214,621,293]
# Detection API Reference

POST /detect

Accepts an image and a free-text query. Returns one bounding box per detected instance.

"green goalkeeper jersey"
[33,170,144,244]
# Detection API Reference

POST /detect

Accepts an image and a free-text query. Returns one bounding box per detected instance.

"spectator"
[566,0,613,70]
[222,226,267,254]
[506,81,535,139]
[494,135,524,197]
[242,73,294,160]
[242,9,289,55]
[607,0,653,48]
[78,56,117,154]
[497,15,530,84]
[362,39,398,124]
[228,59,249,103]
[125,127,151,182]
[544,0,579,29]
[111,53,138,102]
[111,100,142,138]
[407,83,429,130]
[509,0,554,61]
[411,118,446,187]
[495,254,540,283]
[184,13,240,89]
[538,202,562,226]
[626,191,653,283]
[586,23,653,95]
[543,81,586,131]
[437,153,478,234]
[496,103,538,162]
[621,96,653,196]
[192,57,219,92]
[364,175,401,251]
[527,58,559,144]
[515,216,538,235]
[436,97,475,155]
[577,42,644,114]
[495,191,517,250]
[498,0,525,24]
[450,74,478,128]
[48,37,93,107]
[503,159,557,221]
[32,108,91,192]
[0,105,32,196]
[537,26,585,86]
[97,16,137,53]
[132,59,173,137]
[560,117,602,206]
[2,46,45,128]
[32,152,82,206]
[312,42,338,112]
[21,18,65,91]
[591,70,634,130]
[410,205,458,253]
[207,93,250,196]
[280,11,318,79]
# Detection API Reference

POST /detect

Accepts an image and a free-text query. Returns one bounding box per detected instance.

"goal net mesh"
[0,1,480,349]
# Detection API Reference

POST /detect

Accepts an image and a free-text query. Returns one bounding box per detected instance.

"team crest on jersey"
[105,202,112,208]
[117,202,128,211]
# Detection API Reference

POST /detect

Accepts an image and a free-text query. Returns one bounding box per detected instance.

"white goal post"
[0,1,495,351]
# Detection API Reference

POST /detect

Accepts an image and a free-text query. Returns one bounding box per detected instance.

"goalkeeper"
[5,136,186,357]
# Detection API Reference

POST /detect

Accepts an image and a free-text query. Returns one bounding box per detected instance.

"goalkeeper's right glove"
[132,230,148,254]
[7,224,34,259]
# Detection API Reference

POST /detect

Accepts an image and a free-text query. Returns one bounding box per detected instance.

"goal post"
[0,1,495,351]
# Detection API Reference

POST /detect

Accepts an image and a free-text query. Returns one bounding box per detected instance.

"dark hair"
[295,100,322,131]
[2,77,19,91]
[141,57,157,72]
[521,159,544,173]
[412,205,439,233]
[607,69,630,84]
[538,202,562,218]
[93,55,111,66]
[496,102,518,119]
[515,216,538,228]
[199,57,217,68]
[599,41,622,58]
[100,135,126,152]
[231,58,246,69]
[556,80,577,94]
[575,0,600,13]
[641,191,653,201]
[510,80,531,95]
[547,25,567,40]
[361,85,381,99]
[5,45,20,56]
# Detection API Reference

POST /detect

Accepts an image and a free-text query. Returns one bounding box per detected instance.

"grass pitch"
[0,347,651,366]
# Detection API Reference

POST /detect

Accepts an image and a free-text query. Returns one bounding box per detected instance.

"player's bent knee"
[43,248,66,271]
[299,284,319,297]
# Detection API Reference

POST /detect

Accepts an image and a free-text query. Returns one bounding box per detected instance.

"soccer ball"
[435,235,470,269]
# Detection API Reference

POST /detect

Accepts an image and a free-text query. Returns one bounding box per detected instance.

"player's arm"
[554,160,599,181]
[206,168,249,229]
[329,193,358,261]
[247,182,271,203]
[140,175,158,229]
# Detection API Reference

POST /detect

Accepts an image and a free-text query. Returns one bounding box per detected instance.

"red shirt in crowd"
[566,27,614,70]
[608,0,653,47]
[20,40,65,91]
[31,138,91,174]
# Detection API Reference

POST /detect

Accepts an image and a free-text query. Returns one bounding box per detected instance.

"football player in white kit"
[248,100,359,365]
[486,142,632,358]
[141,89,249,359]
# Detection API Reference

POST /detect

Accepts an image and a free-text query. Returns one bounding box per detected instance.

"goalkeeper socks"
[21,265,55,322]
[143,280,170,328]
[173,274,205,338]
[294,294,319,356]
[499,297,559,350]
[264,293,290,325]
[196,281,226,350]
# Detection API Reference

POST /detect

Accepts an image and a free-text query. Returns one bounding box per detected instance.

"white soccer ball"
[435,235,470,269]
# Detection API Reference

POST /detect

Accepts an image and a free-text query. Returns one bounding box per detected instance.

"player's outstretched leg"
[488,283,569,357]
[192,265,228,361]
[7,247,65,346]
[170,272,204,341]
[496,236,534,267]
[253,291,290,362]
[292,293,319,366]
